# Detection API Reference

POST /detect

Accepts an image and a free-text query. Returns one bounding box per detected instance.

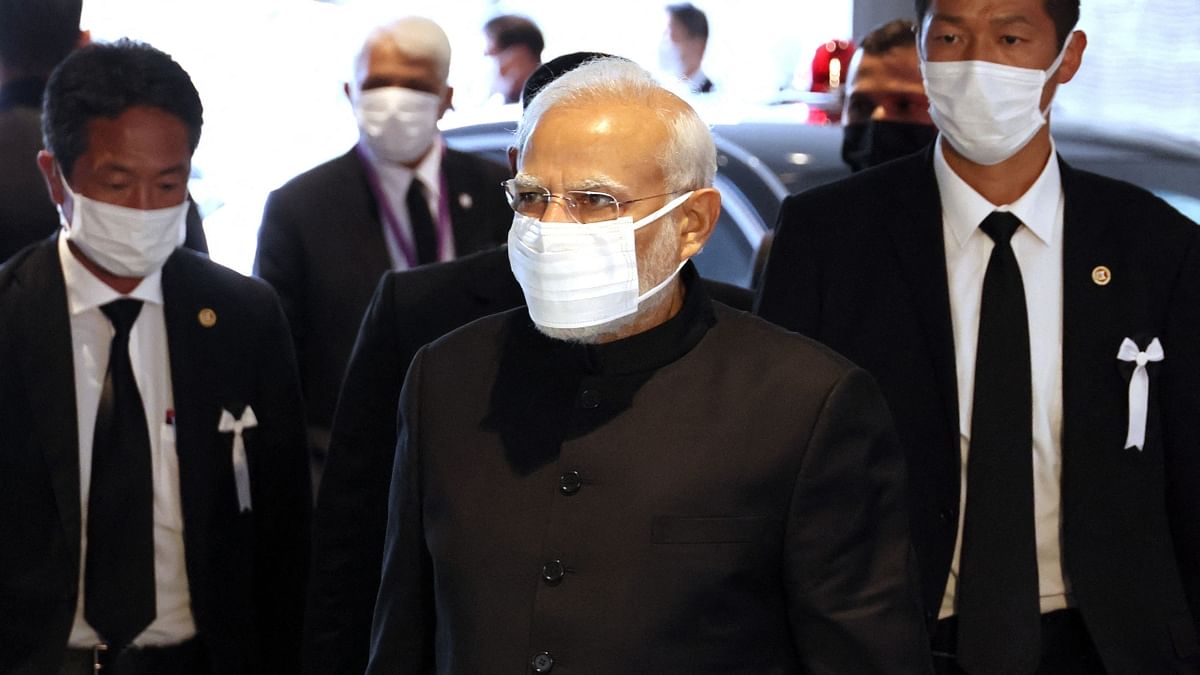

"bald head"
[353,16,451,92]
[515,57,715,193]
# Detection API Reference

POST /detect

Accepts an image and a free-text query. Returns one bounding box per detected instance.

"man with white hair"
[254,16,510,486]
[365,57,930,674]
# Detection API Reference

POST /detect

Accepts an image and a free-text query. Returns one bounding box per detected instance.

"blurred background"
[78,0,1200,276]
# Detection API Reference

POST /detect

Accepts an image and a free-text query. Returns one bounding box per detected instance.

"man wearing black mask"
[841,19,937,172]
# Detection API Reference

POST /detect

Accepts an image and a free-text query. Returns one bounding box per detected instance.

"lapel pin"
[458,192,473,210]
[198,308,217,327]
[1091,266,1112,286]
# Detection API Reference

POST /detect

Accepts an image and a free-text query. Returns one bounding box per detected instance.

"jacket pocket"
[652,515,775,544]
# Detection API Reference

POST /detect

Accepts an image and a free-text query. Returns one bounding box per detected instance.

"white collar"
[57,232,164,316]
[934,135,1062,249]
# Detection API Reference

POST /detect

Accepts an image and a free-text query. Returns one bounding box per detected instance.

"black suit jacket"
[0,239,310,674]
[305,247,753,674]
[0,77,208,263]
[254,147,511,448]
[755,147,1200,671]
[365,276,929,673]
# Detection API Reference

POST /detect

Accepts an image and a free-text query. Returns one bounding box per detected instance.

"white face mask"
[60,180,188,277]
[508,191,694,331]
[353,86,442,165]
[920,34,1073,166]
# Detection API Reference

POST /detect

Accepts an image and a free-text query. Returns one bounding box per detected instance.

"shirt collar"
[934,135,1062,249]
[57,232,164,316]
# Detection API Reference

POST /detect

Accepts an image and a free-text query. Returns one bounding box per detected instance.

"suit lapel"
[885,149,961,440]
[1059,159,1121,447]
[161,253,217,549]
[20,241,84,570]
[340,148,393,277]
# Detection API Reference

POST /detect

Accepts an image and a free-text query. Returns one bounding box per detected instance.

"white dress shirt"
[59,234,196,647]
[366,137,453,270]
[934,137,1070,618]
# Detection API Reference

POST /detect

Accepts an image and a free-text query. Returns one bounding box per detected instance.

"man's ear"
[437,85,454,119]
[1055,30,1087,85]
[77,29,92,48]
[676,187,721,261]
[343,82,353,103]
[36,150,66,206]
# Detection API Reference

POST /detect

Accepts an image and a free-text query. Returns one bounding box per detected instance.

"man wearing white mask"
[254,16,510,486]
[0,40,310,673]
[365,57,930,674]
[757,0,1200,672]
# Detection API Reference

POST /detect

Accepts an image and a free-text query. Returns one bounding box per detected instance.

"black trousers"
[932,609,1106,674]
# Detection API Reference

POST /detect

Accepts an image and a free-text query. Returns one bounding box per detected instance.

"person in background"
[304,51,753,675]
[757,0,1200,670]
[483,14,543,105]
[254,16,510,488]
[0,0,209,264]
[841,18,936,172]
[365,56,929,674]
[0,39,309,674]
[659,2,714,93]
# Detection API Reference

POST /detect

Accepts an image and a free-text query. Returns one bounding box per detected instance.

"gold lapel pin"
[198,308,217,327]
[1092,266,1112,286]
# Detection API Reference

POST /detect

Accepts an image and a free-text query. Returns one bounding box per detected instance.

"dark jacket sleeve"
[304,273,407,674]
[785,367,932,674]
[254,189,307,372]
[754,194,822,334]
[365,349,436,674]
[250,287,312,671]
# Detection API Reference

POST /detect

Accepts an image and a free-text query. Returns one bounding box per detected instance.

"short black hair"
[42,39,203,177]
[521,52,620,110]
[667,3,709,41]
[914,0,1079,48]
[0,0,82,75]
[484,15,544,61]
[860,19,917,55]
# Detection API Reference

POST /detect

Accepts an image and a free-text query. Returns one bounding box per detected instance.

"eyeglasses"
[501,178,686,224]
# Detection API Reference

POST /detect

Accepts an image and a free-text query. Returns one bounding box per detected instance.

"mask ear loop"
[630,190,696,229]
[631,190,698,304]
[1037,32,1075,119]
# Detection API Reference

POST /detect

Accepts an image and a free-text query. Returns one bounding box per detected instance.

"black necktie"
[956,212,1040,673]
[85,299,156,650]
[406,178,438,265]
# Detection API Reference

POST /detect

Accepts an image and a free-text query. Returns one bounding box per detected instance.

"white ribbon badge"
[218,406,258,512]
[1116,338,1163,451]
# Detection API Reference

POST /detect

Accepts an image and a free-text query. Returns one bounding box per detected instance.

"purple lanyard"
[356,143,453,268]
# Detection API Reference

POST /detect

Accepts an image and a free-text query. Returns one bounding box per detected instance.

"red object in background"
[810,38,855,93]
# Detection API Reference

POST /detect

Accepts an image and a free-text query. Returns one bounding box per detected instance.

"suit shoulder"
[444,148,510,183]
[384,246,509,302]
[269,149,360,200]
[1069,167,1197,232]
[168,249,280,305]
[0,237,57,296]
